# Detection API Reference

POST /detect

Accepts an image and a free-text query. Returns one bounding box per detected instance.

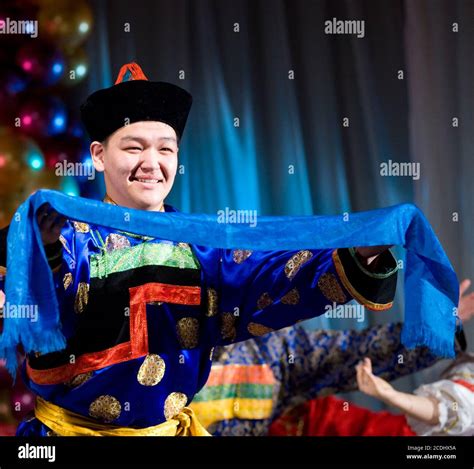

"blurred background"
[0,0,472,433]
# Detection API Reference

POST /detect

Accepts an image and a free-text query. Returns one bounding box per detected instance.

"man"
[1,62,397,436]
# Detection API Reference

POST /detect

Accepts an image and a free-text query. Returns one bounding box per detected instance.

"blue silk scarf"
[0,189,459,375]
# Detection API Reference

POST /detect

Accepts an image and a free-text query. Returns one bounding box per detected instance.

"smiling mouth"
[131,177,164,184]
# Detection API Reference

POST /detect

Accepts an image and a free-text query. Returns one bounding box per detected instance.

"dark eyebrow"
[120,136,147,144]
[158,137,177,144]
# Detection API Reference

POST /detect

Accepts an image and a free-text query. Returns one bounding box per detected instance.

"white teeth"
[135,178,161,183]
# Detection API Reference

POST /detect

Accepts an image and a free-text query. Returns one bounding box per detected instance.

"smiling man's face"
[90,121,179,211]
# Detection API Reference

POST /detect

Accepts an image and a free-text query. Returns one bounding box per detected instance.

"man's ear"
[90,141,105,172]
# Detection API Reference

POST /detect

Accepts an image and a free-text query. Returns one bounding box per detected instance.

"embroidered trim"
[129,282,201,306]
[27,341,144,386]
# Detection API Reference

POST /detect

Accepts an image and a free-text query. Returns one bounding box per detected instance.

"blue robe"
[1,203,398,435]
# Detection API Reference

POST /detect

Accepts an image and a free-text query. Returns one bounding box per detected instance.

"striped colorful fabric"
[190,364,276,427]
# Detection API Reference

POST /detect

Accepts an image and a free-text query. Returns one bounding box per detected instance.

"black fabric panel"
[0,225,9,267]
[91,263,201,290]
[337,247,397,305]
[28,263,201,370]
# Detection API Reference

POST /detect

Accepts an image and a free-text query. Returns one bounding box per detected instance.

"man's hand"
[36,203,67,246]
[356,357,395,400]
[458,279,474,323]
[355,245,393,272]
[355,245,392,263]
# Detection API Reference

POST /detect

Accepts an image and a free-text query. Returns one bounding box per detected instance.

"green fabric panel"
[192,383,274,402]
[90,242,200,278]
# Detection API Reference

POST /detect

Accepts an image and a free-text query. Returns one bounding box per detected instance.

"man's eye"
[126,147,142,151]
[161,147,173,152]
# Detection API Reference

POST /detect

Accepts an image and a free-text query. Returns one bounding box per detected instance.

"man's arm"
[209,245,398,348]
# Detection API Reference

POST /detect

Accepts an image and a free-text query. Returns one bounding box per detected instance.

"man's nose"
[139,148,162,171]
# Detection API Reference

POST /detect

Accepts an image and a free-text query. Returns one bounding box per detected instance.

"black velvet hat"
[80,62,192,142]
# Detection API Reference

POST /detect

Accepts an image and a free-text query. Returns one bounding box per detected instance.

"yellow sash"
[35,396,211,436]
